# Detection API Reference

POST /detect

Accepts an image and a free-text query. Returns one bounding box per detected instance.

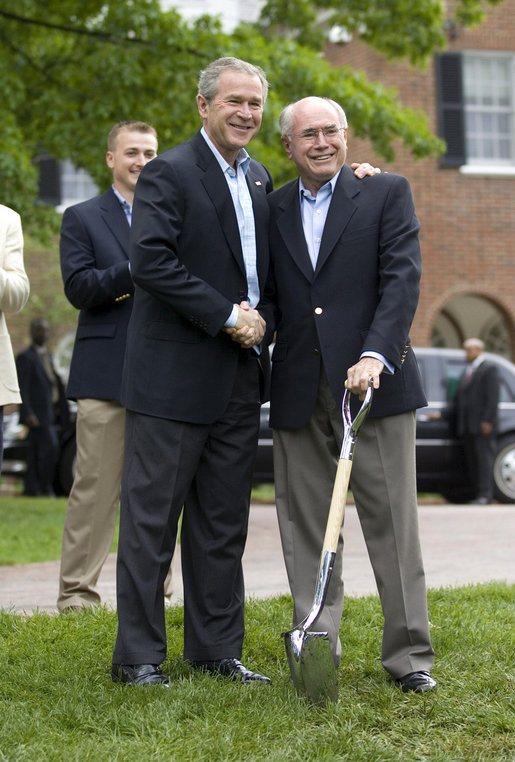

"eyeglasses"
[293,125,346,141]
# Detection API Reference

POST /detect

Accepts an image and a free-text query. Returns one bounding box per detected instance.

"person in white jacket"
[0,204,30,468]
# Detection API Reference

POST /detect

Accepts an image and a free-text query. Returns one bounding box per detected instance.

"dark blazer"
[60,188,135,400]
[16,345,68,427]
[121,131,272,424]
[264,165,427,428]
[455,360,499,436]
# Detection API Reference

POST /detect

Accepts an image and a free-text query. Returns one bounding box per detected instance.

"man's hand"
[224,301,265,348]
[350,162,381,178]
[346,357,384,399]
[23,413,40,429]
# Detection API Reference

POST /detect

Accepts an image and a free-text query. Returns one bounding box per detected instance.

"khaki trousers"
[57,399,174,611]
[273,372,434,678]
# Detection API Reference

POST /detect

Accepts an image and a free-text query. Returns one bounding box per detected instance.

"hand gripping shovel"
[282,382,373,705]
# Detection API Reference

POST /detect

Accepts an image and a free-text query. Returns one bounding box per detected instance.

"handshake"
[223,301,265,349]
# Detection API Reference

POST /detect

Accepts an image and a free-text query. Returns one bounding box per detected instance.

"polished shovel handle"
[321,384,373,555]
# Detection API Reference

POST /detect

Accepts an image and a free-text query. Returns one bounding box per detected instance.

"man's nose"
[237,103,252,118]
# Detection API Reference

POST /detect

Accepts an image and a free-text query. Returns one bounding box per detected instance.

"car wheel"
[493,435,515,504]
[57,436,77,496]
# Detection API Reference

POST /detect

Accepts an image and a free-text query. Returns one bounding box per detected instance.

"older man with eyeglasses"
[260,96,436,694]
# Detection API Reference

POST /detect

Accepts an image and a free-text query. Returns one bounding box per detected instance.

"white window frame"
[460,51,515,176]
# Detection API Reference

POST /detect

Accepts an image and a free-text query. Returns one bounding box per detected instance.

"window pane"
[463,53,514,162]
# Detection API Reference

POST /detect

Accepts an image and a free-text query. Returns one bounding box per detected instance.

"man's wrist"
[224,304,239,328]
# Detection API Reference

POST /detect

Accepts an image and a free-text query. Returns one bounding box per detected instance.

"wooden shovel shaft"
[322,457,353,554]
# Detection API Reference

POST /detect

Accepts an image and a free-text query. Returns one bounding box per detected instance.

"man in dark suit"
[57,121,160,612]
[455,338,499,504]
[16,318,68,496]
[111,58,273,687]
[262,97,436,693]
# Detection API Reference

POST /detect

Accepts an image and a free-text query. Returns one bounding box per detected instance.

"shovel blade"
[282,629,338,705]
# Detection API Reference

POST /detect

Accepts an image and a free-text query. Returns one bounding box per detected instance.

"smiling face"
[106,128,158,202]
[197,69,264,166]
[282,98,348,195]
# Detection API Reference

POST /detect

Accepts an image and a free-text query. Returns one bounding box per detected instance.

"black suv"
[254,347,515,503]
[414,347,515,503]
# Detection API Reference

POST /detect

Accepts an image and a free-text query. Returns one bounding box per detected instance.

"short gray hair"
[279,97,348,137]
[198,57,269,104]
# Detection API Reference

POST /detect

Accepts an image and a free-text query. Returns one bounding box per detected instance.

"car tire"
[57,436,77,496]
[493,435,515,504]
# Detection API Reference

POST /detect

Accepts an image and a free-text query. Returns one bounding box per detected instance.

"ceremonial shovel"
[282,382,373,705]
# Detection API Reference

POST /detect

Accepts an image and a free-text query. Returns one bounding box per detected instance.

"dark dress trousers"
[113,131,272,665]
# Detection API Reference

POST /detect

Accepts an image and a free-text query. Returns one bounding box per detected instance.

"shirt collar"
[201,127,251,175]
[112,185,131,210]
[298,169,341,201]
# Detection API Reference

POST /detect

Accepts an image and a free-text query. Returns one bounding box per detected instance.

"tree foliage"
[260,0,507,65]
[0,0,506,237]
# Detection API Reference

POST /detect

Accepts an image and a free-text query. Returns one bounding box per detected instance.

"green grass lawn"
[1,493,513,759]
[0,489,275,566]
[0,584,513,760]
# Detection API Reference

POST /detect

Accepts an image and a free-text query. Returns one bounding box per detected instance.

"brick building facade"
[327,0,515,359]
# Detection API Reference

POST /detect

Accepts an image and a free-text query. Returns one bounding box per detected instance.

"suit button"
[314,348,320,355]
[314,307,323,315]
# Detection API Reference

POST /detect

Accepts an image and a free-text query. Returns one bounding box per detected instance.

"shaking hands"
[223,301,265,348]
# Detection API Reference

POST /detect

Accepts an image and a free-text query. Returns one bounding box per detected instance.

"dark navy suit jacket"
[60,188,134,400]
[122,131,272,424]
[264,165,427,428]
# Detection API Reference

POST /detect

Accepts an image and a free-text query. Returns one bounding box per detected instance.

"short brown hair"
[107,121,157,152]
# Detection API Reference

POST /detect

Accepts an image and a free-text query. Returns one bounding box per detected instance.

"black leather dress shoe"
[191,658,271,684]
[111,663,169,686]
[398,671,437,693]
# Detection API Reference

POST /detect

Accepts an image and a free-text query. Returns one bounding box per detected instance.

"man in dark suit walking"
[262,96,436,693]
[111,58,273,687]
[455,338,499,504]
[57,121,159,612]
[16,318,68,496]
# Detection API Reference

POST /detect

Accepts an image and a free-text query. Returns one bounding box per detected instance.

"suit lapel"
[99,189,130,256]
[194,134,246,277]
[246,166,269,286]
[314,165,360,276]
[275,180,314,283]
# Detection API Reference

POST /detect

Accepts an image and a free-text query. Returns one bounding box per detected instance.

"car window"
[443,360,465,401]
[498,372,515,403]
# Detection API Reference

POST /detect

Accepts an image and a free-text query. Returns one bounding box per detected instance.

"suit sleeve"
[60,205,133,310]
[361,175,422,370]
[482,364,500,424]
[0,211,30,314]
[15,352,35,421]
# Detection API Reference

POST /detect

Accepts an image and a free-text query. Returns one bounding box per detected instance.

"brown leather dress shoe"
[111,663,169,686]
[398,671,437,693]
[191,658,271,683]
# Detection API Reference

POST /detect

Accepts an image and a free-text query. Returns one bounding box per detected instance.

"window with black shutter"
[435,52,466,167]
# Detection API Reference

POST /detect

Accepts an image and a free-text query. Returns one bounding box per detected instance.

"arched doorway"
[431,294,513,359]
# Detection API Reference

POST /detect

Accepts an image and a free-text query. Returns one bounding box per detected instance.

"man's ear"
[197,93,208,119]
[281,135,293,159]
